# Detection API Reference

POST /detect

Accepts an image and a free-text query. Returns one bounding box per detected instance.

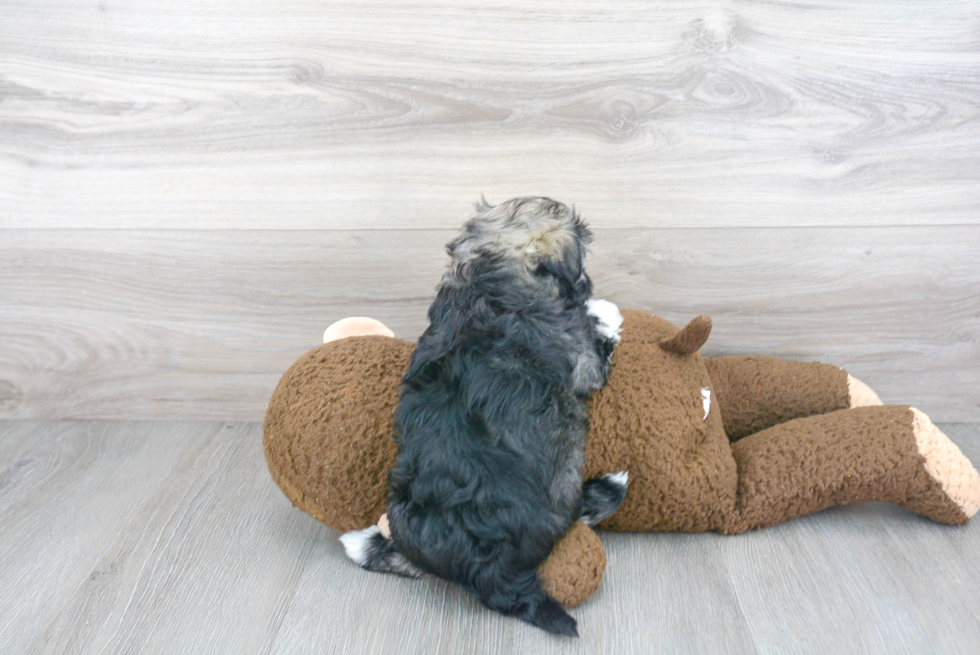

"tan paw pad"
[847,375,883,408]
[912,408,980,518]
[323,317,395,343]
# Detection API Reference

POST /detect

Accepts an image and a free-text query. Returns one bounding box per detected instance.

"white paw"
[604,471,629,489]
[587,299,623,344]
[339,525,380,565]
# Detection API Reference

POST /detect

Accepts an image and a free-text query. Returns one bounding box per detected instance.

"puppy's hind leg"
[339,525,423,578]
[578,472,629,527]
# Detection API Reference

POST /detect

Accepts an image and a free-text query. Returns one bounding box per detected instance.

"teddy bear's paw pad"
[847,375,883,408]
[586,299,623,344]
[912,408,980,519]
[579,471,629,527]
[323,317,395,343]
[377,513,391,539]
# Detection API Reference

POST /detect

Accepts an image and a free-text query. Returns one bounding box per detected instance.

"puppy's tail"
[478,572,578,637]
[339,525,423,578]
[342,526,577,636]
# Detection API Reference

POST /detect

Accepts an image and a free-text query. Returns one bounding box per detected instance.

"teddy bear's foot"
[323,317,395,343]
[906,408,980,521]
[377,513,391,539]
[847,375,882,408]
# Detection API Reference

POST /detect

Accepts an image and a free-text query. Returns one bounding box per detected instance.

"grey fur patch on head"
[445,197,592,287]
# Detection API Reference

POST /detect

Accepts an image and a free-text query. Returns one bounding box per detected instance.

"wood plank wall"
[2,1,978,421]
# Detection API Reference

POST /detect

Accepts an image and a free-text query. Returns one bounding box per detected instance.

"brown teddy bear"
[264,311,980,608]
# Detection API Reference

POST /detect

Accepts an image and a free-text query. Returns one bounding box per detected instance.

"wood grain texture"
[2,1,979,228]
[2,227,977,421]
[2,420,978,654]
[0,421,220,652]
[24,422,324,654]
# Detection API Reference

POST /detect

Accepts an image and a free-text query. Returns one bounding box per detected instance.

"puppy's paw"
[605,470,629,489]
[579,471,629,527]
[586,299,623,344]
[339,525,382,566]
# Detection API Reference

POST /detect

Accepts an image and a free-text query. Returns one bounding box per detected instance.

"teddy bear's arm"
[704,356,852,441]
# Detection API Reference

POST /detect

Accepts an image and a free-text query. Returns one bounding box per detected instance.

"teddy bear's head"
[583,311,738,532]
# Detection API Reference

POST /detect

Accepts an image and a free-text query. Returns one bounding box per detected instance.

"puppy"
[341,197,627,636]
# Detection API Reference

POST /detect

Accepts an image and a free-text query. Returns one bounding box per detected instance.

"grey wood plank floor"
[2,421,978,654]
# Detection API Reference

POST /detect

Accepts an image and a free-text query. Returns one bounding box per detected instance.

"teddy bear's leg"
[705,355,881,441]
[724,405,980,534]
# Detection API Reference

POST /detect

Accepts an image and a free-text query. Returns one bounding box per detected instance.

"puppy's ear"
[448,198,495,258]
[446,224,477,259]
[525,212,593,298]
[528,237,582,281]
[474,195,493,213]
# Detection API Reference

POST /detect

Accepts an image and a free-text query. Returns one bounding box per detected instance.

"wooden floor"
[3,420,979,655]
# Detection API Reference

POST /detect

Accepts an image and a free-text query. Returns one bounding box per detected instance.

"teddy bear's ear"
[659,315,712,355]
[323,317,394,343]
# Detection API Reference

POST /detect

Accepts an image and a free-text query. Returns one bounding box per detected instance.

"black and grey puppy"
[341,197,627,636]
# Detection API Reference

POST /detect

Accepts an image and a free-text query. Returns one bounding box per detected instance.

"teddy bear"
[263,311,980,608]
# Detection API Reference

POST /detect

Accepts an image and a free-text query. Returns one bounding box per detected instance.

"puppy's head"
[446,197,593,300]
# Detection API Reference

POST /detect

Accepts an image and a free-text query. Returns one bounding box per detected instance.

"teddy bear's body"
[264,309,980,607]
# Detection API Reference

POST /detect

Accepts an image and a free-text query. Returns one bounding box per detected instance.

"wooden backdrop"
[2,0,978,421]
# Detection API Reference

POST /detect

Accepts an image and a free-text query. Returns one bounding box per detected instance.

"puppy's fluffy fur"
[341,197,626,636]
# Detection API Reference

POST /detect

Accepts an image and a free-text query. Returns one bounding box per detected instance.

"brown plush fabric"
[264,313,976,536]
[727,405,969,533]
[658,315,712,355]
[537,522,606,609]
[263,308,978,608]
[263,335,413,532]
[264,336,604,609]
[705,355,850,441]
[584,311,738,532]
